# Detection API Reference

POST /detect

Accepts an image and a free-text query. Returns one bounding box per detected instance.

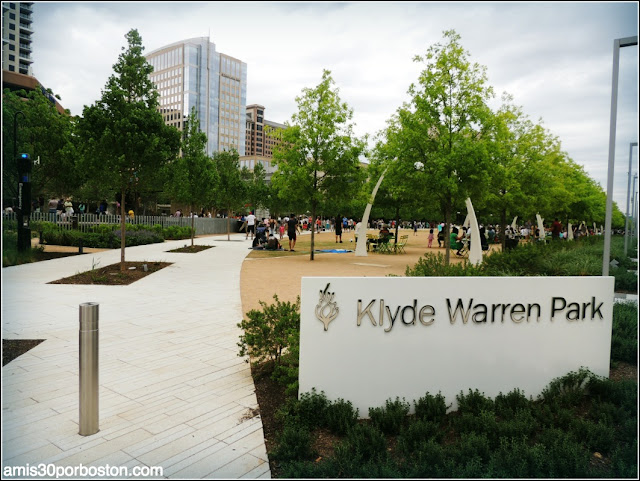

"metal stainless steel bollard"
[79,302,99,436]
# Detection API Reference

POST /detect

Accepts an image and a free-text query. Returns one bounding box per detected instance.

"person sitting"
[450,227,464,255]
[370,224,391,251]
[252,227,268,248]
[265,234,283,251]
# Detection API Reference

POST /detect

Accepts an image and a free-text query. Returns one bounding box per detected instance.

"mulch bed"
[2,339,45,366]
[167,245,214,253]
[47,261,172,285]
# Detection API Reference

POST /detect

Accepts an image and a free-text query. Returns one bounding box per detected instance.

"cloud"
[29,1,638,208]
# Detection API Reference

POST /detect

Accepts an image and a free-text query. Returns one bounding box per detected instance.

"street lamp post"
[603,36,637,276]
[624,142,638,256]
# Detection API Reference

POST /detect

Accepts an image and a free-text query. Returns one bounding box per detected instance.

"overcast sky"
[29,1,638,212]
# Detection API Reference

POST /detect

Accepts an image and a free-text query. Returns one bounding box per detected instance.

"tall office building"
[2,1,34,76]
[145,37,247,157]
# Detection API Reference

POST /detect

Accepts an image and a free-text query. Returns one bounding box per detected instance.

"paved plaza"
[1,233,270,478]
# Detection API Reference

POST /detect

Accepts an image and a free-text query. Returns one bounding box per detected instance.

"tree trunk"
[444,202,451,266]
[120,189,126,272]
[394,204,400,243]
[310,204,316,261]
[191,206,195,247]
[227,210,231,241]
[500,208,507,252]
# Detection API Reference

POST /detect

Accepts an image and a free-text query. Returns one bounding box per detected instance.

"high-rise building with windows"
[2,1,34,76]
[241,104,286,182]
[145,37,247,157]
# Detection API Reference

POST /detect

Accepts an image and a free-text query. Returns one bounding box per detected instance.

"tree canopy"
[271,69,366,259]
[76,28,181,269]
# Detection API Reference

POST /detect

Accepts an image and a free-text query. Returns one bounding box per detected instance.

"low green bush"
[368,397,410,435]
[413,391,449,423]
[397,419,443,454]
[610,301,638,363]
[494,388,530,418]
[270,424,315,462]
[237,294,300,369]
[325,398,359,435]
[335,422,387,463]
[276,388,329,431]
[456,388,494,415]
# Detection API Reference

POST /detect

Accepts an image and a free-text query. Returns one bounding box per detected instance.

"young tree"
[384,30,494,264]
[76,29,180,270]
[165,107,215,246]
[241,161,269,216]
[211,150,246,241]
[271,69,366,260]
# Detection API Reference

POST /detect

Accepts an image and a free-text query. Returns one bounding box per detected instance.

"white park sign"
[299,276,614,417]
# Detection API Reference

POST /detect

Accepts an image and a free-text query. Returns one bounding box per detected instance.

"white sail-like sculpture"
[466,198,483,266]
[355,168,387,257]
[536,214,545,242]
[511,216,518,230]
[568,223,574,240]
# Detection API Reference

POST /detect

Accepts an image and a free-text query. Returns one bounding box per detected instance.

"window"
[10,23,15,30]
[9,55,15,61]
[9,65,15,71]
[9,13,16,19]
[9,34,15,40]
[9,44,15,51]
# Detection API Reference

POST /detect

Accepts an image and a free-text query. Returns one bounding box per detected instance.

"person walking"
[246,211,256,240]
[335,214,343,243]
[428,228,434,248]
[287,214,300,251]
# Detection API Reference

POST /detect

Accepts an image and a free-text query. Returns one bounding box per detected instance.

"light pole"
[603,36,638,276]
[624,142,638,255]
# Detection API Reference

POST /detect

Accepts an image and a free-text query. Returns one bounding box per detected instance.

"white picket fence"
[2,212,241,236]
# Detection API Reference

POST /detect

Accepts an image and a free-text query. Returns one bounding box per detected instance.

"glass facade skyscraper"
[146,37,247,156]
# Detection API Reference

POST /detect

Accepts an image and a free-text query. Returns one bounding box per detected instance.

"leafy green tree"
[271,69,366,260]
[76,29,181,270]
[165,107,216,246]
[2,87,77,208]
[483,95,551,250]
[383,30,494,263]
[211,150,246,240]
[241,161,269,215]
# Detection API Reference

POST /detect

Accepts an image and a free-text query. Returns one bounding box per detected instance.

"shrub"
[611,266,638,293]
[237,294,300,368]
[276,388,329,431]
[368,397,410,435]
[335,422,387,463]
[270,424,314,462]
[405,252,484,277]
[611,301,638,364]
[494,388,530,418]
[163,225,193,240]
[271,327,300,396]
[325,398,359,435]
[397,419,443,454]
[456,388,494,415]
[496,408,537,440]
[413,391,449,422]
[539,367,592,407]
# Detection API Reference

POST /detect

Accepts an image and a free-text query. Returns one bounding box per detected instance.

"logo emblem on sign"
[315,283,339,331]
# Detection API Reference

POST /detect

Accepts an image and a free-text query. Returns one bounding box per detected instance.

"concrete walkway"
[1,234,270,479]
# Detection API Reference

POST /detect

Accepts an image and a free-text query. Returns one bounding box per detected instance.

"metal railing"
[2,212,241,236]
